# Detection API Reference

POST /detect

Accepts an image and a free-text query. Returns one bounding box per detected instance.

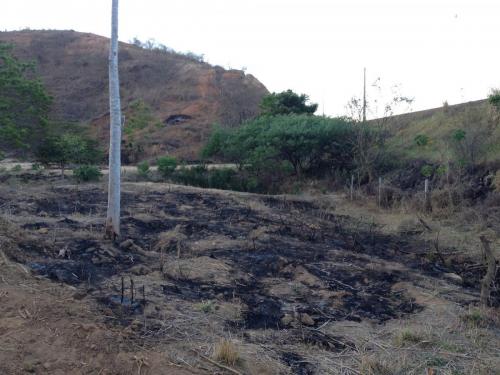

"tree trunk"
[105,0,122,239]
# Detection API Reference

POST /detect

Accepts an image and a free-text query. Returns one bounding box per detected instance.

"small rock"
[443,272,463,285]
[300,313,315,326]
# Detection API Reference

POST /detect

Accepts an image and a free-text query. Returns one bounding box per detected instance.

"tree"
[106,0,122,239]
[0,42,52,154]
[203,115,354,179]
[260,90,318,116]
[345,81,413,182]
[36,133,102,177]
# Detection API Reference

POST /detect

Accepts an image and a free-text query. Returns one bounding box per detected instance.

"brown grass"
[214,339,239,367]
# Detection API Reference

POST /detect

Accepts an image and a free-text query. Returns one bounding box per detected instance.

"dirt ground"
[0,172,498,374]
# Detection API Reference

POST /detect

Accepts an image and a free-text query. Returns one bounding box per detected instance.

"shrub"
[414,134,430,147]
[136,161,150,178]
[11,164,22,172]
[173,165,208,187]
[73,165,101,182]
[420,165,434,177]
[488,89,500,111]
[171,166,261,193]
[157,156,177,178]
[36,133,102,175]
[31,163,42,171]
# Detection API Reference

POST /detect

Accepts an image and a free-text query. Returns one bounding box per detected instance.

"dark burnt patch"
[22,222,51,230]
[29,260,97,285]
[293,329,355,352]
[241,295,283,329]
[281,352,315,375]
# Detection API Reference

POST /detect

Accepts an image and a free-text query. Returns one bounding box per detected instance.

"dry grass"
[213,339,240,367]
[393,329,433,348]
[360,356,394,375]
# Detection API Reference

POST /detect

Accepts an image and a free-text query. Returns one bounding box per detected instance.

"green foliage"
[136,161,150,178]
[36,133,102,170]
[124,100,160,137]
[200,126,230,160]
[11,164,22,172]
[172,166,260,192]
[0,42,52,152]
[452,129,466,142]
[73,165,102,182]
[31,163,42,171]
[260,90,318,116]
[203,115,354,181]
[414,134,430,147]
[488,89,500,111]
[435,165,446,176]
[157,156,177,178]
[173,165,209,187]
[420,165,434,177]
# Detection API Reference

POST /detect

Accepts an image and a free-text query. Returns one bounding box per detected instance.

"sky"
[2,0,500,117]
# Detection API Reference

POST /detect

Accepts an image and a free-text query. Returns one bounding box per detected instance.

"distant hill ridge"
[0,30,268,161]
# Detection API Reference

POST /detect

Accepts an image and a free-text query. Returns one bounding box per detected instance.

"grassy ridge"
[384,99,500,163]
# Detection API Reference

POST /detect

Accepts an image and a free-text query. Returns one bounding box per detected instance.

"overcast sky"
[2,0,499,117]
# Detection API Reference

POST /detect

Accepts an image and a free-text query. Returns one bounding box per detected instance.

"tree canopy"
[203,114,354,179]
[0,42,52,153]
[260,90,318,116]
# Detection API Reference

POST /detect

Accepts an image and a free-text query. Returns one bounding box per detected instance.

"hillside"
[384,99,500,163]
[0,30,269,161]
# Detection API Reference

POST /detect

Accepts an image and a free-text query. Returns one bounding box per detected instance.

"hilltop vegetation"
[386,99,500,165]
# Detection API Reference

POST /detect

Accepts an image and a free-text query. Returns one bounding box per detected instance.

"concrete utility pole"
[106,0,122,239]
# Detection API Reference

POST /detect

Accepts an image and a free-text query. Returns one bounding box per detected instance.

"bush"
[31,163,42,171]
[36,133,102,174]
[488,89,500,111]
[73,165,101,182]
[420,165,433,177]
[11,164,22,172]
[157,156,177,178]
[203,115,355,179]
[171,166,261,193]
[173,165,208,187]
[414,134,430,147]
[136,161,150,178]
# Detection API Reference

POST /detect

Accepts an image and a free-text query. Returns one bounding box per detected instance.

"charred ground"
[0,174,498,374]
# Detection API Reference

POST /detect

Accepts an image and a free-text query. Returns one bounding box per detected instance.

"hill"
[0,30,268,161]
[384,99,500,164]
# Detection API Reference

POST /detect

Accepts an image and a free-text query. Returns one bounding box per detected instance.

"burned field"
[0,177,498,374]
